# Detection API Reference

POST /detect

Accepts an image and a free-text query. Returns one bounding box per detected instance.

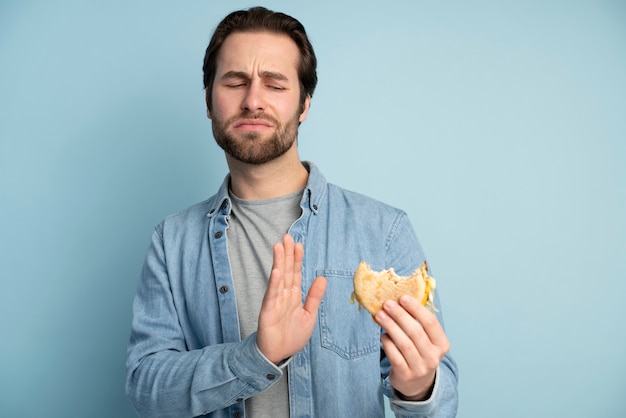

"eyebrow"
[221,70,289,82]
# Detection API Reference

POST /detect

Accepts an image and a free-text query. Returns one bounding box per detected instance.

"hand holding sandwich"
[351,261,450,401]
[375,295,450,401]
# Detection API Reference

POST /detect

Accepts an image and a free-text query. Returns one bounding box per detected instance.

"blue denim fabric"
[126,162,458,417]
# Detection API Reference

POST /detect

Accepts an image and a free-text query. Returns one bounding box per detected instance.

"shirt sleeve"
[386,360,459,417]
[125,225,283,417]
[381,212,460,417]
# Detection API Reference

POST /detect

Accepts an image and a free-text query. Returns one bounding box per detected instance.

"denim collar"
[207,161,326,218]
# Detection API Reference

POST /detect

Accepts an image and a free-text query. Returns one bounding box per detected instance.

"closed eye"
[221,71,249,87]
[262,71,288,91]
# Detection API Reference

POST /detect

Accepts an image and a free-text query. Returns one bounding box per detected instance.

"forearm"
[126,334,283,417]
[126,227,283,417]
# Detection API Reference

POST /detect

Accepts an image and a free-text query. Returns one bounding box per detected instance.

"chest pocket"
[317,269,381,359]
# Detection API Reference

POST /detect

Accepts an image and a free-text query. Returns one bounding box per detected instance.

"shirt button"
[219,285,229,294]
[312,204,318,211]
[215,231,223,239]
[266,373,276,381]
[234,412,242,418]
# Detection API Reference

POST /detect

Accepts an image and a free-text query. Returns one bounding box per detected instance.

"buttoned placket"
[208,198,249,418]
[208,198,241,344]
[285,189,318,418]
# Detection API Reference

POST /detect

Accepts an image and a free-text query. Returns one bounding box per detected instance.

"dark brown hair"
[202,6,318,112]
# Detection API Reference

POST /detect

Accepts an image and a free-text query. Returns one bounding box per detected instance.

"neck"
[226,146,308,200]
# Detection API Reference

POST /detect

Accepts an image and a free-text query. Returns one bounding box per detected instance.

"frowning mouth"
[232,118,274,129]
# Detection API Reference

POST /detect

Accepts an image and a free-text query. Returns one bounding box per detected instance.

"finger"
[377,300,415,336]
[381,332,408,370]
[267,241,285,298]
[303,276,327,314]
[399,296,449,349]
[387,298,432,349]
[376,301,421,362]
[385,298,450,373]
[282,234,295,288]
[293,241,304,288]
[387,296,444,350]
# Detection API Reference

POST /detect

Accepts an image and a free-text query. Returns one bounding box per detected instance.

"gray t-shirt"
[227,189,303,417]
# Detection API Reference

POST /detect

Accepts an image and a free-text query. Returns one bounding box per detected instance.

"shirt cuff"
[228,334,286,393]
[389,366,441,414]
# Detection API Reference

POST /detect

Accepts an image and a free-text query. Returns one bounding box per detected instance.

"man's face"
[208,31,310,165]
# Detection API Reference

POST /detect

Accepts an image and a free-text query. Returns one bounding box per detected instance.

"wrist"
[394,371,436,401]
[394,384,433,402]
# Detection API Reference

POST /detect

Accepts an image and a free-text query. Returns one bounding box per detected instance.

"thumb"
[303,276,327,313]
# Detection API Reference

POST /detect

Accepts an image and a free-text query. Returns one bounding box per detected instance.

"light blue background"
[1,1,625,417]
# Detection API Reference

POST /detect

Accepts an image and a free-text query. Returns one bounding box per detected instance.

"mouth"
[232,118,274,131]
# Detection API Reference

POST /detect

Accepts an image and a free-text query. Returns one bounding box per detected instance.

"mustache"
[228,111,280,126]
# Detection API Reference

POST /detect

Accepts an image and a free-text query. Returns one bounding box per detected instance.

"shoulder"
[155,173,230,241]
[156,175,230,232]
[163,197,215,223]
[150,198,214,241]
[325,182,406,217]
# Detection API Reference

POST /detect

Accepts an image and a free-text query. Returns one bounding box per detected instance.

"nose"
[241,81,265,112]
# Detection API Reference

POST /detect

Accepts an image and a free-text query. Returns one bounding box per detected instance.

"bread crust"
[352,261,436,316]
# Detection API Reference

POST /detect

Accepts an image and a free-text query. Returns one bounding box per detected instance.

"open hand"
[256,234,327,364]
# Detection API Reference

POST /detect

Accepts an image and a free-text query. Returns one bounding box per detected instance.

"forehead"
[217,31,300,76]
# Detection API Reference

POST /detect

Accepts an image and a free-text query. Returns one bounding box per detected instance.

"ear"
[205,89,212,119]
[298,95,311,123]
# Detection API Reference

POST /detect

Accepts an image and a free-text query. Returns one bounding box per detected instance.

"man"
[126,7,458,417]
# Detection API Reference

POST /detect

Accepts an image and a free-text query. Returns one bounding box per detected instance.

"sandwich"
[351,261,437,317]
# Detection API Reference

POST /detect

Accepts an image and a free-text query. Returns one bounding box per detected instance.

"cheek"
[211,89,237,115]
[278,97,305,121]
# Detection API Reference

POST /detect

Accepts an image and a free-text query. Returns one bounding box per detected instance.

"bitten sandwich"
[352,261,437,316]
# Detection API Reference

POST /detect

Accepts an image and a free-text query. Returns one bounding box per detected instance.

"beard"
[211,110,300,165]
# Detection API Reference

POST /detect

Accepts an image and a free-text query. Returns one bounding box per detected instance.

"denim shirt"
[126,162,459,418]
